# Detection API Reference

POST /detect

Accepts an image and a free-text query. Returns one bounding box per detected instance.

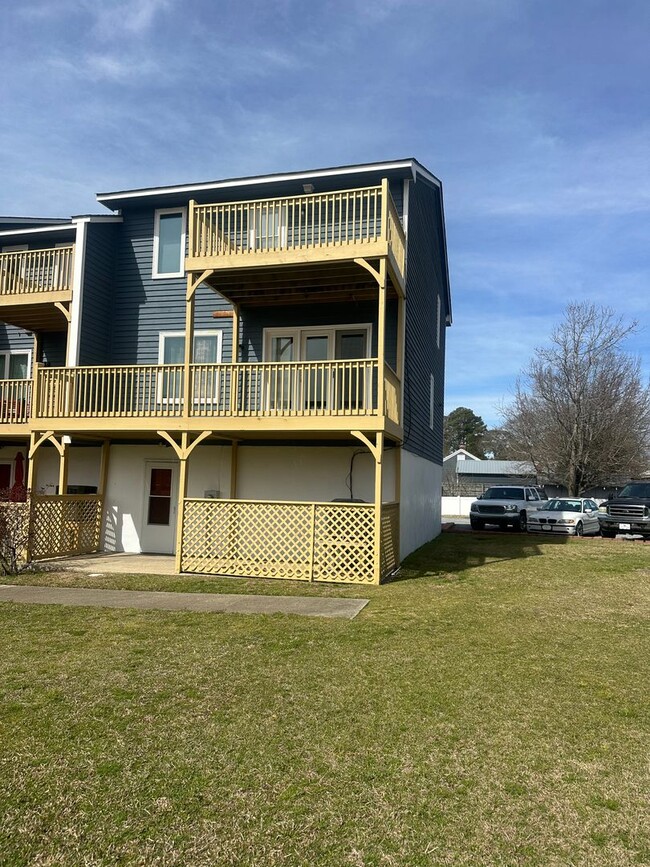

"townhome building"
[0,159,451,585]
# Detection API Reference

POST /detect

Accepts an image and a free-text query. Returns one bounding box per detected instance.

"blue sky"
[3,0,649,427]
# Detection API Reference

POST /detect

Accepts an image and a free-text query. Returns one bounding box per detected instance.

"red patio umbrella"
[14,452,24,486]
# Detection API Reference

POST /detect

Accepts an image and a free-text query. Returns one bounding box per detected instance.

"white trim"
[97,160,441,205]
[66,219,87,366]
[0,224,73,238]
[0,348,32,379]
[263,323,372,361]
[402,179,410,235]
[152,207,187,278]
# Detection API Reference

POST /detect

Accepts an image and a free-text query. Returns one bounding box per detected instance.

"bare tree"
[502,303,650,494]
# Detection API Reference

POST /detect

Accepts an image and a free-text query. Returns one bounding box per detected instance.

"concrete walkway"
[0,584,369,620]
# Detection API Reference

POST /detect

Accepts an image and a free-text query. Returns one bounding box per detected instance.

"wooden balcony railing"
[188,181,406,281]
[36,360,401,424]
[0,246,75,297]
[0,379,32,424]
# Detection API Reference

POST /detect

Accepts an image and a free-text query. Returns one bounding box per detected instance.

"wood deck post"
[183,278,196,419]
[232,304,239,363]
[26,432,38,494]
[396,291,405,422]
[174,432,189,573]
[377,259,387,417]
[230,441,239,499]
[58,438,69,496]
[373,431,384,585]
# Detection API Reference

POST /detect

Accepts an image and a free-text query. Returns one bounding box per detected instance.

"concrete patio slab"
[42,553,180,575]
[0,584,369,620]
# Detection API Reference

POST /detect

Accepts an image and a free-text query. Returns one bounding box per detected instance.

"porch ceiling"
[201,260,400,307]
[0,301,70,331]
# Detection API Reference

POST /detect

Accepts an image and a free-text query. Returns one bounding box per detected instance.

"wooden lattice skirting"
[181,498,400,585]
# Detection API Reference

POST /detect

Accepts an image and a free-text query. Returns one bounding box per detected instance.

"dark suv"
[598,482,650,538]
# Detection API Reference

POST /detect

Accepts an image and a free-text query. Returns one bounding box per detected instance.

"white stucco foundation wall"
[400,450,442,558]
[100,444,396,554]
[32,447,102,494]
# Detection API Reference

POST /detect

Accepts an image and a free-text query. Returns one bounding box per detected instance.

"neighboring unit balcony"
[34,361,401,435]
[186,181,406,291]
[0,245,75,330]
[0,379,32,432]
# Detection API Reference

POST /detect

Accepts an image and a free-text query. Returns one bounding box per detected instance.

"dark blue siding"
[0,324,32,355]
[78,223,118,365]
[42,332,66,367]
[402,179,447,464]
[109,208,232,364]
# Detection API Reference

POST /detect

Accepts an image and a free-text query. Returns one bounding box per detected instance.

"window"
[158,331,222,365]
[0,351,30,380]
[158,331,222,401]
[429,374,435,429]
[153,208,187,277]
[436,295,441,349]
[263,325,372,412]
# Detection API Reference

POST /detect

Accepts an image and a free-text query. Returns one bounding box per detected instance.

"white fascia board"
[96,160,440,205]
[0,223,74,238]
[66,219,88,366]
[70,215,123,223]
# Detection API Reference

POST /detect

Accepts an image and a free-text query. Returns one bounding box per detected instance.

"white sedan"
[527,498,602,536]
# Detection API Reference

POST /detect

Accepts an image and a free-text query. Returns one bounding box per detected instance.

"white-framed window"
[158,331,223,403]
[429,374,435,430]
[262,324,372,412]
[0,350,31,380]
[263,323,372,362]
[436,294,441,349]
[158,330,223,365]
[152,208,187,278]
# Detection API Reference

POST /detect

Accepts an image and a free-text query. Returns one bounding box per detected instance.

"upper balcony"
[33,360,401,438]
[185,181,406,302]
[0,245,74,330]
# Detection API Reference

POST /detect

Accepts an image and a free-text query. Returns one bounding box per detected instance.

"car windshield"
[547,499,583,512]
[618,483,650,499]
[482,488,524,500]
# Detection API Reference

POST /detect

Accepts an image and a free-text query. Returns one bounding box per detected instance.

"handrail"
[0,379,32,424]
[190,186,384,259]
[35,359,398,421]
[0,246,75,296]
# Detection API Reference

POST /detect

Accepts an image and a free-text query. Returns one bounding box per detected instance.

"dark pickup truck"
[598,482,650,538]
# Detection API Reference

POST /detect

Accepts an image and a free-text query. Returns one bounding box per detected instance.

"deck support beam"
[157,430,212,573]
[230,441,239,498]
[373,431,385,585]
[350,429,384,584]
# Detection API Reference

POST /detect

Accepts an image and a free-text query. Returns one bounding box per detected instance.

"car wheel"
[470,517,485,531]
[516,511,527,532]
[575,521,584,537]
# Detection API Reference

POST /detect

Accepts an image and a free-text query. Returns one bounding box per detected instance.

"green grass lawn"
[1,533,649,866]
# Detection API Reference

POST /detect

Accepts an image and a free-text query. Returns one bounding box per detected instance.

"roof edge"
[96,158,441,204]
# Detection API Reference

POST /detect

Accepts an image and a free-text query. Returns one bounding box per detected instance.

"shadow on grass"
[388,526,570,584]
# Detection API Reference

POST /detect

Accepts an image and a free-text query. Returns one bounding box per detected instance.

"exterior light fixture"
[302,183,315,194]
